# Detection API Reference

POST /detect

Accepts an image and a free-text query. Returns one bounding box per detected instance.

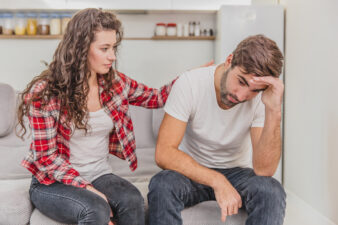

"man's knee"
[149,170,186,197]
[246,176,286,207]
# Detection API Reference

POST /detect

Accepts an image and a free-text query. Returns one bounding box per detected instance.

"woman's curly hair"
[17,8,123,137]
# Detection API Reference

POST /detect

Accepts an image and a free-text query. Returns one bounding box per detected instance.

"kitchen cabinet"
[66,0,172,10]
[0,0,67,9]
[171,0,250,10]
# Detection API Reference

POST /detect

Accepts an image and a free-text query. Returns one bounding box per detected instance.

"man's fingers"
[221,207,228,222]
[233,206,239,215]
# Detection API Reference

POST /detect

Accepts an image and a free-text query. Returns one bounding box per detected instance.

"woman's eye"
[101,48,108,52]
[239,79,245,86]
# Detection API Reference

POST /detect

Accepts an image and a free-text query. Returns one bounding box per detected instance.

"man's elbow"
[253,167,276,177]
[155,144,169,169]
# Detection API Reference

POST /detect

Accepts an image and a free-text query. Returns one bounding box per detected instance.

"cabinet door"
[0,0,67,9]
[66,0,171,10]
[171,0,250,10]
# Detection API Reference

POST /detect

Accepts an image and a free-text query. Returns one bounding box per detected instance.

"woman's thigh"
[29,177,111,224]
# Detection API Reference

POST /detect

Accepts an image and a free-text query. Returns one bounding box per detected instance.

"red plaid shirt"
[22,72,175,188]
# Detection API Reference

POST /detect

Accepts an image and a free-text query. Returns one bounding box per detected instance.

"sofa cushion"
[0,129,32,179]
[109,147,161,183]
[0,83,16,137]
[182,201,247,225]
[0,178,33,225]
[129,105,156,149]
[30,209,76,225]
[152,108,165,140]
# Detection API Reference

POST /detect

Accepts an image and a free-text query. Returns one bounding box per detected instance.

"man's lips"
[227,94,238,103]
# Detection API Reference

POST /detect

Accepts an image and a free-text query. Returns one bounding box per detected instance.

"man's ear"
[224,54,233,69]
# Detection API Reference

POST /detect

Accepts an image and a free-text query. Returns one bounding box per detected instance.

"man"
[148,34,286,225]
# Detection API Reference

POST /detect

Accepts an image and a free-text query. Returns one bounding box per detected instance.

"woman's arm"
[119,72,177,108]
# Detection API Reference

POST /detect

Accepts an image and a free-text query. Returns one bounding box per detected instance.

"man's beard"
[220,69,245,108]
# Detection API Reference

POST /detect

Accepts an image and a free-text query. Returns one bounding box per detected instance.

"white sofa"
[0,82,247,225]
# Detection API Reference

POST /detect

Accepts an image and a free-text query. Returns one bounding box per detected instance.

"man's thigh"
[149,170,215,207]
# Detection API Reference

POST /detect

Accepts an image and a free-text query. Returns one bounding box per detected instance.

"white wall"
[0,13,215,90]
[280,0,338,223]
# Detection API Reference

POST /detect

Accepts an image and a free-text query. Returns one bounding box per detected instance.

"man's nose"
[236,89,248,102]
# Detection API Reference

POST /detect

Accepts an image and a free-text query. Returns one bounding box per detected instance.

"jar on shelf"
[50,13,61,35]
[26,13,37,35]
[3,13,14,35]
[166,23,177,36]
[194,21,200,37]
[0,14,3,34]
[15,13,26,35]
[155,23,166,36]
[61,13,72,35]
[38,13,50,35]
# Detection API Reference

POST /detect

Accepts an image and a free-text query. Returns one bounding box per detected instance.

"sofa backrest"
[0,83,32,180]
[0,83,16,137]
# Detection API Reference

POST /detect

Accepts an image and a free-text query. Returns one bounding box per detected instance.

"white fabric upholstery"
[0,179,33,225]
[129,105,156,149]
[109,147,162,183]
[0,83,16,137]
[0,129,31,180]
[182,201,247,225]
[151,108,165,140]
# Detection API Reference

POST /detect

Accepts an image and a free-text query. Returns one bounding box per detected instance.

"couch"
[0,82,247,225]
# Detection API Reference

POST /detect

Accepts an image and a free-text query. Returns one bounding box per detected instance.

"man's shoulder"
[177,66,215,87]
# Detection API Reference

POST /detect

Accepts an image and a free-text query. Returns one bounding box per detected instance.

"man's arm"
[155,113,242,222]
[250,76,284,177]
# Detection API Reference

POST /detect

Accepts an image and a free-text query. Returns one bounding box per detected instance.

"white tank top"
[69,108,114,182]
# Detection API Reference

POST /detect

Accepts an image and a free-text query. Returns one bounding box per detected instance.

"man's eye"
[239,79,245,86]
[101,48,108,52]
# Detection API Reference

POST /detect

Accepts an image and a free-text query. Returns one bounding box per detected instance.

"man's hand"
[213,176,242,222]
[251,76,284,112]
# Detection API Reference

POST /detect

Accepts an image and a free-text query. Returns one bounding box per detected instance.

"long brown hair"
[17,8,123,137]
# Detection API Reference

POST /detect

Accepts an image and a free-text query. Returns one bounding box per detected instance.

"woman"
[17,8,176,225]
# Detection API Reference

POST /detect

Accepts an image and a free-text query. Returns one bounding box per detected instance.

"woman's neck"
[88,73,98,88]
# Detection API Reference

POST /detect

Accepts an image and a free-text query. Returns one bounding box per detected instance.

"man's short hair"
[231,34,284,78]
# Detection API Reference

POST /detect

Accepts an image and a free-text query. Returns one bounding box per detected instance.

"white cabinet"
[0,0,67,9]
[66,0,172,10]
[171,0,251,10]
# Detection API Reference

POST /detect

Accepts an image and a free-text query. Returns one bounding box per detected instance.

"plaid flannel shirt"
[22,72,175,188]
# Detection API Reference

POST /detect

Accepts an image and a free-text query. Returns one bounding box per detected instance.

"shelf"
[0,35,216,40]
[151,36,215,40]
[0,35,62,39]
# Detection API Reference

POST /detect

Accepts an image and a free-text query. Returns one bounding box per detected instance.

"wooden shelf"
[0,35,215,40]
[0,35,62,39]
[151,36,215,40]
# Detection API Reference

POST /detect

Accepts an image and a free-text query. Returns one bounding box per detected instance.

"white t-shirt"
[69,108,114,182]
[164,66,265,169]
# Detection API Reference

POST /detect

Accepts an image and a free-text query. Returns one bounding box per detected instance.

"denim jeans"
[29,173,145,225]
[148,167,286,225]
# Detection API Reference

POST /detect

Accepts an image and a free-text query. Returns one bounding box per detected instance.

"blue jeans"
[29,173,145,225]
[148,167,286,225]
